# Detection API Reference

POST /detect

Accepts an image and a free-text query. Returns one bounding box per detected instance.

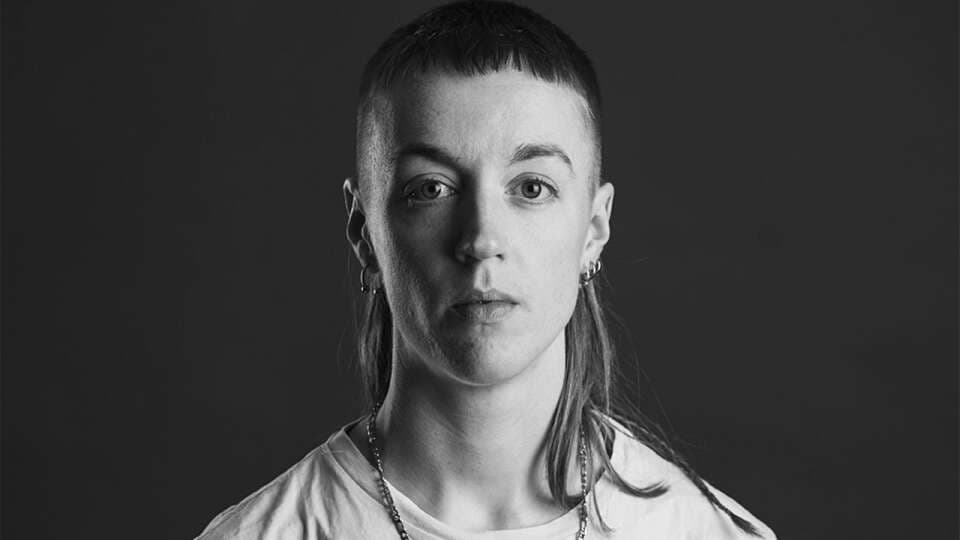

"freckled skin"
[350,69,614,388]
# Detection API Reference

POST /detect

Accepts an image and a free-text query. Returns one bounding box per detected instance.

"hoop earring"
[579,259,602,286]
[360,265,379,294]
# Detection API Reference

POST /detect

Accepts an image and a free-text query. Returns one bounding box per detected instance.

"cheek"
[388,210,451,271]
[524,213,588,312]
[374,211,450,312]
[539,238,581,282]
[537,202,589,266]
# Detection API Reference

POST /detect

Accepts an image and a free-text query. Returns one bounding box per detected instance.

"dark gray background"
[3,0,957,538]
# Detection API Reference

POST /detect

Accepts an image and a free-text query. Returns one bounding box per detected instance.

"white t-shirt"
[196,421,776,539]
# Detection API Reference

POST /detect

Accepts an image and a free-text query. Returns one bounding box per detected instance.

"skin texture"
[344,69,614,530]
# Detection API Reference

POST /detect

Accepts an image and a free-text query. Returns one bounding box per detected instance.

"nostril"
[456,238,504,262]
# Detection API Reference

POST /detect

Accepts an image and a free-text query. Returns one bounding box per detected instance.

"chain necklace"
[366,403,590,539]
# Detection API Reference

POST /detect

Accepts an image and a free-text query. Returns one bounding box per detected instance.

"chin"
[437,335,556,387]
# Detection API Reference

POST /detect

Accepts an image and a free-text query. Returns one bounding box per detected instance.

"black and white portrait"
[2,1,956,539]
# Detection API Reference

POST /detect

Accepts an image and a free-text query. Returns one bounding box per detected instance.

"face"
[346,70,614,387]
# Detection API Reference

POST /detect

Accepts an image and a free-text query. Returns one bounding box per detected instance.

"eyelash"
[402,178,457,203]
[402,176,558,204]
[512,177,557,202]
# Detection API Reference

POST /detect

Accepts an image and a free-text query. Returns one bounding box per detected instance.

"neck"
[354,332,577,531]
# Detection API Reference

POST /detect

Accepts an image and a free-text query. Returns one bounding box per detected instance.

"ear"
[582,182,615,267]
[343,177,376,268]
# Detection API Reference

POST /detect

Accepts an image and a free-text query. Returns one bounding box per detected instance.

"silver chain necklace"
[366,404,589,539]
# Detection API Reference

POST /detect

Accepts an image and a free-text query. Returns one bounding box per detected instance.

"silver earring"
[579,259,602,286]
[360,265,379,294]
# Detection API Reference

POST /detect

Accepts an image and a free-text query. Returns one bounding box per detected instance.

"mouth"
[454,289,518,304]
[450,289,519,323]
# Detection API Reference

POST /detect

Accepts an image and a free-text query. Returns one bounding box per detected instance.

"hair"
[351,1,762,536]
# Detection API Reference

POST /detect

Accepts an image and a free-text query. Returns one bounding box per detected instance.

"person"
[196,1,776,538]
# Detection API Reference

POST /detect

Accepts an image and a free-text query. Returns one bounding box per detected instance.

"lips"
[453,289,518,304]
[450,289,518,323]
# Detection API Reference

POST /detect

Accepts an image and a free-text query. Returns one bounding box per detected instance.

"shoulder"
[600,422,777,540]
[194,439,341,540]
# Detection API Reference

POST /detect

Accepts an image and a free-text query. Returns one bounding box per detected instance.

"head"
[345,0,613,401]
[339,5,764,535]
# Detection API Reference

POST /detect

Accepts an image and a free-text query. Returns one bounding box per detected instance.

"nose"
[454,185,506,264]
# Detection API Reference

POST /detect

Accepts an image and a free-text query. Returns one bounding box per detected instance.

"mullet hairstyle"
[352,1,761,536]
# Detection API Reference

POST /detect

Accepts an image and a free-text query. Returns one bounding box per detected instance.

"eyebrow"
[391,143,461,171]
[391,142,574,174]
[509,143,573,172]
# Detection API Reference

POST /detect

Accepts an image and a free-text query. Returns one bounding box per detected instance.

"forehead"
[368,70,595,176]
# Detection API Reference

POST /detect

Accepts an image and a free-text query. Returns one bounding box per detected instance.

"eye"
[520,181,542,199]
[404,177,456,202]
[512,176,557,202]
